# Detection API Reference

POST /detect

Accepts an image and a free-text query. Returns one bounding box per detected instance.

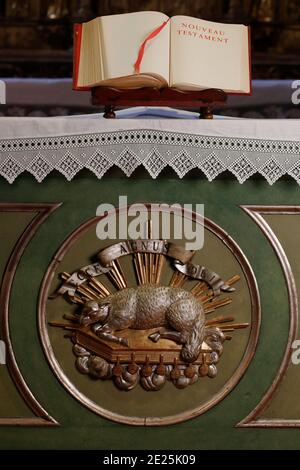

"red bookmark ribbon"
[134,18,170,74]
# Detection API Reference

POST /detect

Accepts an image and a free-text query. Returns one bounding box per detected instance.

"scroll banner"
[57,240,233,298]
[97,240,195,266]
[57,262,110,297]
[173,260,235,295]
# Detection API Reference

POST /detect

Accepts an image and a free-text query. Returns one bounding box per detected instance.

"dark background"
[0,0,300,79]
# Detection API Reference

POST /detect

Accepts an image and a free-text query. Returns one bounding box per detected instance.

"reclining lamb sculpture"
[79,284,206,363]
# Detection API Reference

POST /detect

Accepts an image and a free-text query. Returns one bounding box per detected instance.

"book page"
[99,11,170,84]
[170,16,250,93]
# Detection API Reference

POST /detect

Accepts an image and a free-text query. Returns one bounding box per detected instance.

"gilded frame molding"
[0,203,60,426]
[238,205,299,428]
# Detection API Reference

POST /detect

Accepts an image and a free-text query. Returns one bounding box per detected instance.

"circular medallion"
[39,206,260,425]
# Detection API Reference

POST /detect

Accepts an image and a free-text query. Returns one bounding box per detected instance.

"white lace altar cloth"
[0,108,300,184]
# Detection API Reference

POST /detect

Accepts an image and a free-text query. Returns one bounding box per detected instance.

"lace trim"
[0,129,299,184]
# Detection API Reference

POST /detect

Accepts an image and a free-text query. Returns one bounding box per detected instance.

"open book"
[73,11,251,94]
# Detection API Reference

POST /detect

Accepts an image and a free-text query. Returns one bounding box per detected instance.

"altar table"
[0,111,300,450]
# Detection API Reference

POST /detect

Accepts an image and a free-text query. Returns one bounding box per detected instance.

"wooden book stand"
[91,87,227,119]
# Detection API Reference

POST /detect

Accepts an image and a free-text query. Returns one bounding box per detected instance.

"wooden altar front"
[0,112,300,449]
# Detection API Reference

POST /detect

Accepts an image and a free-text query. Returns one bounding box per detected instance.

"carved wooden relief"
[39,206,260,425]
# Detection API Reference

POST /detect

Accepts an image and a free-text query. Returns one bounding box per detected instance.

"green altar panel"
[0,170,299,449]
